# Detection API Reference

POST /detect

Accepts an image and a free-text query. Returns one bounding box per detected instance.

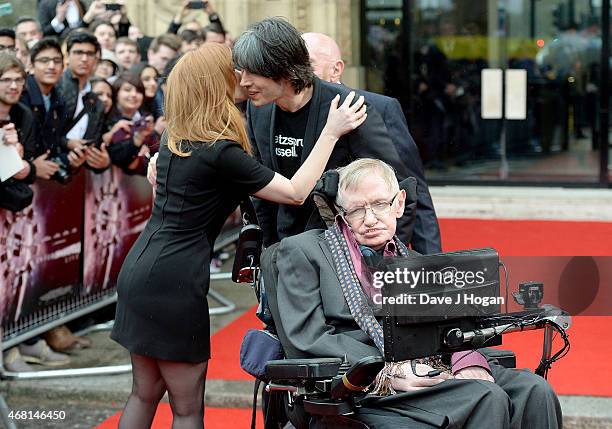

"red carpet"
[205,218,612,395]
[208,307,262,380]
[96,218,612,428]
[94,405,262,429]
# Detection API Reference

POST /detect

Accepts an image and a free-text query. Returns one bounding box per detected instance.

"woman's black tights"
[118,353,209,429]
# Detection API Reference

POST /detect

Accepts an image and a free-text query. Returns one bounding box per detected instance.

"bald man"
[303,32,441,254]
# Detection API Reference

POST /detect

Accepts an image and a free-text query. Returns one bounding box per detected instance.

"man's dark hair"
[0,28,15,41]
[202,23,224,41]
[88,20,117,38]
[112,71,145,97]
[232,17,315,94]
[29,37,62,63]
[179,29,204,44]
[149,33,181,53]
[66,30,101,54]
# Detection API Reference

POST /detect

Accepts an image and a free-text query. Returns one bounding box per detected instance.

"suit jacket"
[355,89,441,254]
[273,229,418,364]
[59,70,105,142]
[38,0,87,38]
[20,75,68,160]
[247,78,414,247]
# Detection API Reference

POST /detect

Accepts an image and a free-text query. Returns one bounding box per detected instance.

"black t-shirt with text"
[273,101,311,176]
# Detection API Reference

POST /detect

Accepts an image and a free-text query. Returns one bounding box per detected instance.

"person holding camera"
[167,0,225,41]
[20,37,85,182]
[101,72,155,174]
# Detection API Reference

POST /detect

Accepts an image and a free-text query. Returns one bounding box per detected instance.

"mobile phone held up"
[105,2,122,11]
[187,1,208,9]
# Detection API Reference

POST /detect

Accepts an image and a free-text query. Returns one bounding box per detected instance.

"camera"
[512,281,544,309]
[48,153,72,184]
[187,1,208,9]
[105,2,121,10]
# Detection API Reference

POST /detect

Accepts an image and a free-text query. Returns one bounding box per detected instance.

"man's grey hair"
[232,17,315,94]
[336,159,399,208]
[15,16,41,32]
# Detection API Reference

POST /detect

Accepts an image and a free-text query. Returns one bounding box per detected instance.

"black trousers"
[313,364,561,429]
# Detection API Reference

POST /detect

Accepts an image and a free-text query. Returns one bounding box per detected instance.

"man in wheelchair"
[267,158,561,428]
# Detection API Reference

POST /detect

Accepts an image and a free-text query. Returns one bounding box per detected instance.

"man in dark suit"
[273,158,561,429]
[302,32,441,255]
[233,18,420,250]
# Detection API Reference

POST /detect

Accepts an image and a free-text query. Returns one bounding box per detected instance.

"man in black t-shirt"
[232,18,421,248]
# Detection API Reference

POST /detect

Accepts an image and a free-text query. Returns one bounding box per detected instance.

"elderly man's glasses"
[340,193,399,223]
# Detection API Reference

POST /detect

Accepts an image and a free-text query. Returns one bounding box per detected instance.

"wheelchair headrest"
[312,170,419,228]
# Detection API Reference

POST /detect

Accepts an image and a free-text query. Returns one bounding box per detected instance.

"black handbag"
[0,179,34,212]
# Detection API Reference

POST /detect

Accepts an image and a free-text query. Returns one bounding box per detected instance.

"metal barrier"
[0,168,242,423]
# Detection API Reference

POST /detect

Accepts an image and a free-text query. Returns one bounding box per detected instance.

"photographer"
[168,0,225,39]
[102,72,155,174]
[0,54,36,211]
[20,37,85,182]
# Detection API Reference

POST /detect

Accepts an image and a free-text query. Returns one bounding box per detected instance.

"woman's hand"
[134,116,154,147]
[321,91,367,140]
[104,119,133,144]
[147,152,158,188]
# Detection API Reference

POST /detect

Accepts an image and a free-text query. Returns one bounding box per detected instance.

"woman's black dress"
[111,139,275,362]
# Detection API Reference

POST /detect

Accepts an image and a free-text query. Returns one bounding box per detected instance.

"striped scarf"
[324,221,410,352]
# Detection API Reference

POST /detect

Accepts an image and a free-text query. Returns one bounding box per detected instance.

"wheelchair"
[232,173,571,429]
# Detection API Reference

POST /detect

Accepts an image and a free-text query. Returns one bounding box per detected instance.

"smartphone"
[82,139,98,147]
[187,1,208,9]
[105,3,122,10]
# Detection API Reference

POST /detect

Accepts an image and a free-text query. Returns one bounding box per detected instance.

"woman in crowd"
[91,76,113,118]
[102,72,155,174]
[110,43,366,429]
[129,63,160,118]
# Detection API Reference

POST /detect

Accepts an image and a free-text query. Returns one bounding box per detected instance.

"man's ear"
[394,189,406,218]
[331,59,344,83]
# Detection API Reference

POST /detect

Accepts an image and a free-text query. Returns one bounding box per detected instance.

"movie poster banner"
[82,167,152,296]
[1,173,85,324]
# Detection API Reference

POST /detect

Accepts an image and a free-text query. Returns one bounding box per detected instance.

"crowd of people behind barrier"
[0,0,231,373]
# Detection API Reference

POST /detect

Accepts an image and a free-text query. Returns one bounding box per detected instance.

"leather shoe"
[43,325,92,352]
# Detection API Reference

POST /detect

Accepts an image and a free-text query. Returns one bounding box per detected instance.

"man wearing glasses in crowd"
[60,31,109,171]
[20,37,86,181]
[0,53,36,184]
[0,28,17,55]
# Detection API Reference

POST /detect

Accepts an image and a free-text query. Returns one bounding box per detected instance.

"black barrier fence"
[0,167,241,349]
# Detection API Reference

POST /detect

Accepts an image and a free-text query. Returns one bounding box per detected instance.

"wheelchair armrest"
[330,356,384,400]
[265,358,343,380]
[480,348,516,368]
